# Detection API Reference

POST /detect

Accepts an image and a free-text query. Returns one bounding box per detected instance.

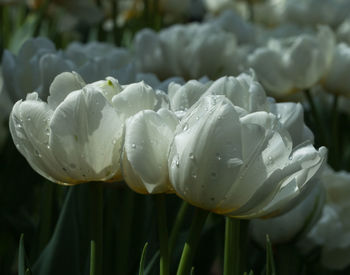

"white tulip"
[122,108,179,194]
[9,72,162,185]
[134,23,237,79]
[168,79,212,113]
[306,168,350,270]
[248,26,335,98]
[323,43,350,97]
[251,178,325,245]
[168,94,326,218]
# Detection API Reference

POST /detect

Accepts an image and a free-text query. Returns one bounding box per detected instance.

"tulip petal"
[49,87,123,182]
[48,72,86,109]
[123,109,177,194]
[9,93,71,183]
[112,81,157,121]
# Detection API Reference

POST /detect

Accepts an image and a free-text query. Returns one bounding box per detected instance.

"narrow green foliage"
[266,235,276,275]
[90,240,96,275]
[139,242,149,275]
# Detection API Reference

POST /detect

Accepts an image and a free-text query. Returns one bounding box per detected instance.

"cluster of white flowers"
[9,70,326,221]
[2,0,350,271]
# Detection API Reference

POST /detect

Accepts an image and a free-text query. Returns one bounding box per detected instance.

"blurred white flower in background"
[323,43,350,97]
[337,19,350,45]
[168,73,327,218]
[282,0,350,27]
[306,168,350,270]
[250,178,325,245]
[134,22,238,80]
[248,26,335,98]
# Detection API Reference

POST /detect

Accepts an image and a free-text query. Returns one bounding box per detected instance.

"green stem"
[37,182,54,253]
[224,217,249,275]
[33,0,51,37]
[89,182,103,275]
[156,194,169,275]
[176,207,209,275]
[169,201,189,256]
[247,0,255,22]
[331,94,339,170]
[304,89,325,145]
[115,188,135,274]
[111,0,121,45]
[90,240,96,275]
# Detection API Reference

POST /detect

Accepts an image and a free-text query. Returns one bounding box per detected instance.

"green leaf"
[265,235,276,275]
[144,250,160,275]
[18,234,27,275]
[32,185,91,275]
[90,240,96,275]
[139,242,149,275]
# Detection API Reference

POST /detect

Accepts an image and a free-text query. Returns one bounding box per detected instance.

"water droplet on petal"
[189,153,195,160]
[182,123,188,131]
[112,138,117,145]
[27,116,31,121]
[176,160,179,167]
[132,143,136,149]
[191,172,197,179]
[227,158,244,168]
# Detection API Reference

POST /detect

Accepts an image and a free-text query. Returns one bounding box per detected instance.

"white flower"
[2,37,73,104]
[306,169,350,270]
[1,38,135,114]
[122,108,179,194]
[63,41,134,84]
[337,19,350,45]
[9,72,161,185]
[167,75,326,218]
[250,179,325,245]
[248,26,335,98]
[134,23,237,79]
[323,43,350,97]
[282,0,348,27]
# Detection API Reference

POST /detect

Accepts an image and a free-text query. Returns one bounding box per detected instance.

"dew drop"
[189,152,195,160]
[191,172,197,179]
[268,156,273,164]
[182,123,189,131]
[35,150,42,158]
[132,143,136,149]
[176,160,179,167]
[227,158,244,168]
[217,115,222,120]
[277,114,281,119]
[195,116,199,120]
[112,138,117,145]
[27,116,31,121]
[216,153,222,160]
